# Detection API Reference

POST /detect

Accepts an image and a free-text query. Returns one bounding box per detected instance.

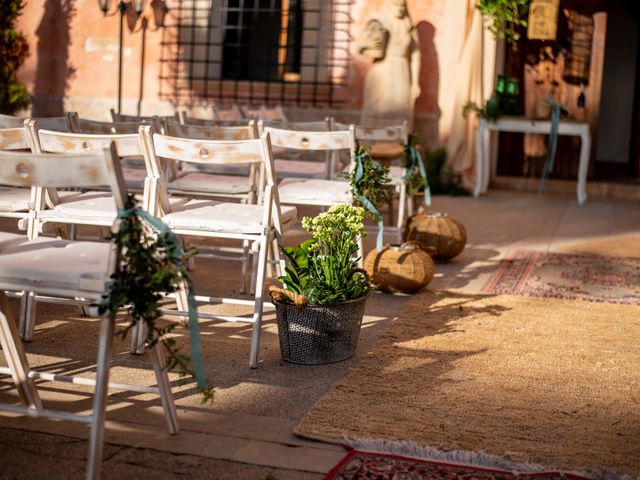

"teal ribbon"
[403,141,431,208]
[352,148,384,252]
[539,98,562,195]
[116,206,208,392]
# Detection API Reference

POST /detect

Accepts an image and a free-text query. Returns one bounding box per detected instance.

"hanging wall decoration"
[527,0,560,40]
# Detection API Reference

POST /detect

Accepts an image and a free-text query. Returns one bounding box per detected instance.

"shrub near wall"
[0,0,30,114]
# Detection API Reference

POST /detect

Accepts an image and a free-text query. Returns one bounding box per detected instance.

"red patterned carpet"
[325,450,593,480]
[484,250,640,304]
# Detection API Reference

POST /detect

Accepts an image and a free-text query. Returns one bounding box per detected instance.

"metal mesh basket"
[274,295,368,365]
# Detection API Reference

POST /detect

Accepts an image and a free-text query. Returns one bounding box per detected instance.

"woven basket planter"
[403,212,467,262]
[364,242,435,294]
[273,295,368,365]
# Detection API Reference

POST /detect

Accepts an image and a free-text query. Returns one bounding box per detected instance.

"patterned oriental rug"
[484,250,640,304]
[326,449,593,480]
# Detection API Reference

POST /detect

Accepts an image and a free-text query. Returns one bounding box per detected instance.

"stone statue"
[358,0,421,129]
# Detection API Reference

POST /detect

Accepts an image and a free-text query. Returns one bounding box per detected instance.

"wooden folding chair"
[0,146,178,480]
[261,125,365,264]
[339,122,410,243]
[140,127,294,368]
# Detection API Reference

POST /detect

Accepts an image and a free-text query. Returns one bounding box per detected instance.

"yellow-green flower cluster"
[301,204,366,245]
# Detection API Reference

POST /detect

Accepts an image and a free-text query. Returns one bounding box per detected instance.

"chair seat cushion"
[278,178,352,205]
[169,172,253,195]
[274,159,327,179]
[388,165,407,185]
[162,200,297,234]
[40,192,188,223]
[0,238,111,296]
[0,187,31,212]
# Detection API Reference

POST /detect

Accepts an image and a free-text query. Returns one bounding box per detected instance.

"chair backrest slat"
[0,128,30,151]
[151,133,265,166]
[335,122,408,144]
[164,118,258,141]
[262,125,356,153]
[0,146,127,208]
[36,129,143,158]
[71,115,154,135]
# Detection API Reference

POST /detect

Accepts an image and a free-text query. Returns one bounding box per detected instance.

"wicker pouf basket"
[272,295,368,365]
[364,242,435,294]
[403,212,467,262]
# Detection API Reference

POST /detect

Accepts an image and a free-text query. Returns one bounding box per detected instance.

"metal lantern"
[562,9,594,87]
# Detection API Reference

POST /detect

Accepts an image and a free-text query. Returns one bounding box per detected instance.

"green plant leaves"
[277,205,371,305]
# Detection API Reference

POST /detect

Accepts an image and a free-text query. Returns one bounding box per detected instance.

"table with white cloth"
[474,116,591,205]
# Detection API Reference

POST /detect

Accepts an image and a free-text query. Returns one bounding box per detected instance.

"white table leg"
[577,129,591,205]
[474,120,485,197]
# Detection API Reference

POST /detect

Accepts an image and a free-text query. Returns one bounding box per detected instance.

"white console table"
[474,117,591,205]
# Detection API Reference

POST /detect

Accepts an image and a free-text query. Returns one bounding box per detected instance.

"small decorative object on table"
[403,212,467,262]
[269,205,371,365]
[364,242,435,294]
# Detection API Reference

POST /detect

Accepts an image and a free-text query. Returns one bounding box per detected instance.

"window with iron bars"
[159,0,353,107]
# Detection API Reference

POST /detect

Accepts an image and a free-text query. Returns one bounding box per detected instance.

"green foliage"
[105,196,213,403]
[0,0,30,114]
[462,97,502,122]
[341,146,394,220]
[476,0,530,46]
[278,205,370,305]
[406,145,471,197]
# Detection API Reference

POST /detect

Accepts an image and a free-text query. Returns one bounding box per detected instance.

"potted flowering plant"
[269,204,371,365]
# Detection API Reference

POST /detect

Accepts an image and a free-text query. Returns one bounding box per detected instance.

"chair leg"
[239,239,250,295]
[357,237,364,268]
[249,235,269,368]
[0,292,41,409]
[18,291,36,342]
[86,315,114,480]
[149,340,179,435]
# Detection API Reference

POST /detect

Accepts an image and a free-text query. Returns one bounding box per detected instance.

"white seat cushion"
[0,231,28,248]
[162,200,297,234]
[0,187,31,212]
[388,165,406,185]
[0,238,111,295]
[278,178,352,205]
[169,172,253,195]
[40,192,188,223]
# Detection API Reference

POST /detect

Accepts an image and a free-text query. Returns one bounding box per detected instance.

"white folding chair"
[240,105,289,123]
[261,125,366,263]
[213,103,245,122]
[259,118,338,180]
[0,126,37,222]
[163,118,260,203]
[26,124,189,234]
[140,127,294,368]
[341,122,411,243]
[109,109,178,135]
[0,146,178,480]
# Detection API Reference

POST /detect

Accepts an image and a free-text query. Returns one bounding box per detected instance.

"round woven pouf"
[403,212,467,262]
[364,242,435,294]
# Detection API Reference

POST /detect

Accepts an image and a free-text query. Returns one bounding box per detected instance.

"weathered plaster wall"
[16,0,448,143]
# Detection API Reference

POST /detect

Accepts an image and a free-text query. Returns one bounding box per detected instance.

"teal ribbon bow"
[403,140,431,208]
[539,98,562,195]
[116,206,208,392]
[352,148,385,252]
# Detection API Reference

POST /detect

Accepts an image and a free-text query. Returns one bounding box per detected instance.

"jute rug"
[294,291,640,476]
[484,250,640,304]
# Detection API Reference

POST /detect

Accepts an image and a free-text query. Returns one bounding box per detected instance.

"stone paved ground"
[0,191,638,479]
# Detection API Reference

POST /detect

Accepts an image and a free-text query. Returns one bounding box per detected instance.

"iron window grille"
[159,0,353,107]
